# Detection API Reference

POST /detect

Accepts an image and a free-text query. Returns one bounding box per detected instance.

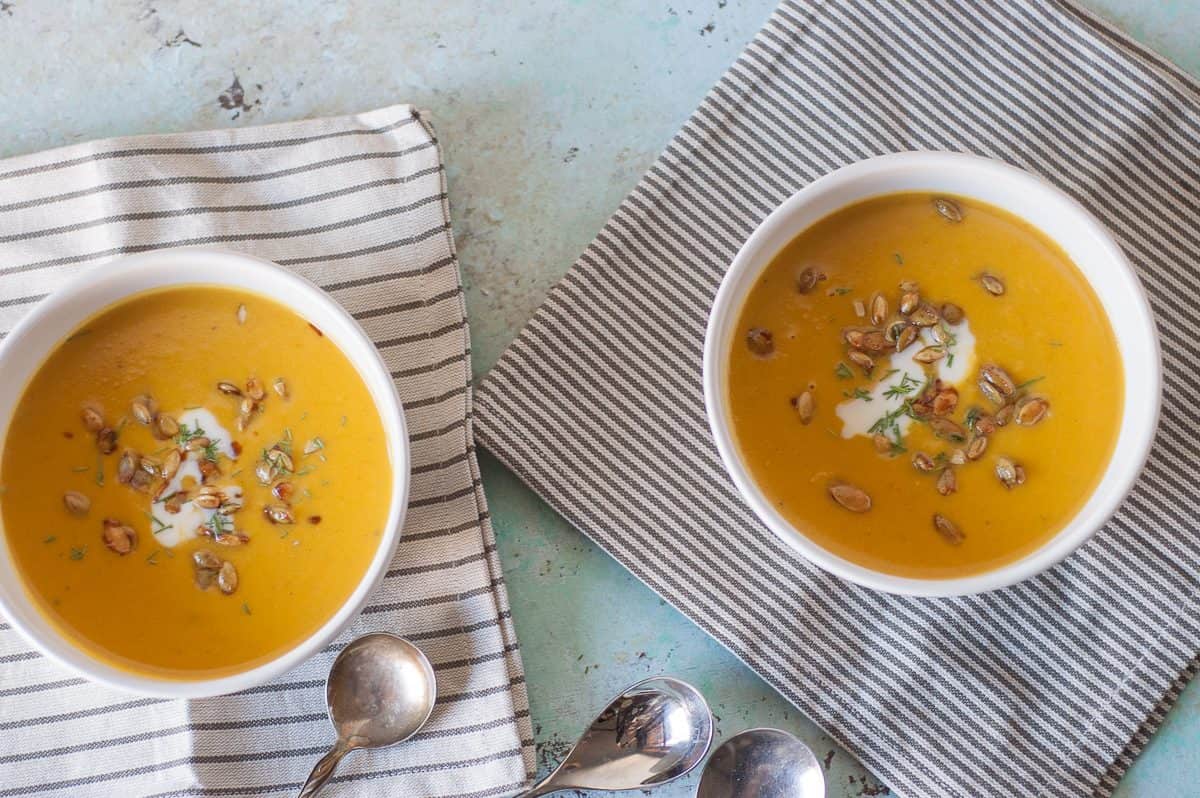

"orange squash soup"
[0,286,391,678]
[727,193,1122,579]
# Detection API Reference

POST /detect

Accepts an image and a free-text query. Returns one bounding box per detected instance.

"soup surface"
[728,192,1122,579]
[1,286,391,678]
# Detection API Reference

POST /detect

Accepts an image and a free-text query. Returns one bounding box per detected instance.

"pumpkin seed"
[872,433,893,454]
[847,350,874,375]
[195,567,216,590]
[933,513,965,545]
[974,414,998,436]
[272,481,295,502]
[949,448,967,466]
[909,303,940,327]
[239,397,259,416]
[852,299,866,318]
[885,320,908,344]
[995,456,1026,488]
[978,379,1006,406]
[117,449,138,484]
[198,459,219,483]
[139,456,161,477]
[911,452,936,473]
[928,417,967,443]
[266,447,294,473]
[221,495,243,513]
[263,504,296,524]
[931,387,958,416]
[217,381,243,397]
[185,436,212,452]
[913,345,945,365]
[966,436,988,460]
[936,468,957,496]
[245,377,266,402]
[215,532,249,547]
[255,460,275,485]
[101,518,136,555]
[194,493,222,510]
[869,293,888,326]
[272,378,289,399]
[980,364,1016,396]
[930,324,950,345]
[130,397,155,426]
[746,327,774,356]
[792,391,815,425]
[193,550,221,571]
[828,483,872,513]
[63,490,90,516]
[80,405,105,433]
[96,427,118,455]
[161,449,182,482]
[154,414,180,440]
[218,561,239,595]
[1015,396,1049,426]
[843,328,866,349]
[129,469,153,493]
[994,404,1015,427]
[796,267,821,294]
[896,325,918,352]
[164,491,187,514]
[237,414,253,432]
[980,272,1005,296]
[899,291,920,315]
[941,302,964,324]
[932,196,963,223]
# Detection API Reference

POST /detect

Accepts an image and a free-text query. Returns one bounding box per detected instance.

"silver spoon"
[696,728,825,798]
[297,633,437,798]
[518,676,713,797]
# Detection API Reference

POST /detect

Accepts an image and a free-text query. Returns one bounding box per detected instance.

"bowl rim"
[702,151,1162,597]
[0,246,410,697]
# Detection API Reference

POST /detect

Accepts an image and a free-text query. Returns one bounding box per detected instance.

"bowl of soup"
[0,248,409,696]
[704,152,1160,596]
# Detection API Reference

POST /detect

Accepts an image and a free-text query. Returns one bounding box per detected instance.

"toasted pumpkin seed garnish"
[884,320,907,343]
[272,481,295,502]
[139,456,162,477]
[193,550,221,571]
[217,381,243,397]
[161,449,182,482]
[980,272,1005,296]
[908,303,940,327]
[995,456,1027,488]
[940,302,964,324]
[966,436,989,460]
[154,414,180,440]
[979,363,1016,396]
[130,396,155,426]
[931,387,958,416]
[928,417,967,443]
[63,490,90,516]
[949,448,967,466]
[913,345,945,365]
[1015,396,1049,426]
[245,377,266,402]
[101,518,137,555]
[117,449,139,484]
[303,437,325,456]
[828,482,872,513]
[869,292,888,326]
[994,404,1015,426]
[792,392,815,425]
[847,350,874,375]
[852,299,866,318]
[746,327,774,356]
[895,325,918,352]
[95,427,118,455]
[899,290,920,315]
[932,196,963,223]
[933,513,964,544]
[80,405,105,433]
[218,560,239,595]
[796,267,823,294]
[263,504,296,525]
[195,567,216,590]
[184,436,212,453]
[936,468,957,496]
[911,452,936,473]
[266,447,294,473]
[272,378,289,399]
[194,493,223,510]
[872,433,893,454]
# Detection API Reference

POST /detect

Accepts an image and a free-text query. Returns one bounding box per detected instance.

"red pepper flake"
[231,441,243,456]
[308,515,322,525]
[63,431,74,439]
[307,323,324,337]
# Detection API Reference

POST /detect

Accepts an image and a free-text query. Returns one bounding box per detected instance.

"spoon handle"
[513,776,562,798]
[297,740,351,798]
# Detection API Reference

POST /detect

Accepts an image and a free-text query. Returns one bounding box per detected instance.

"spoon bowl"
[297,633,437,798]
[697,728,825,798]
[520,676,713,797]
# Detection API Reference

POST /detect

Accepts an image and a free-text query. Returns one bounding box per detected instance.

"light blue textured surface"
[0,2,1196,796]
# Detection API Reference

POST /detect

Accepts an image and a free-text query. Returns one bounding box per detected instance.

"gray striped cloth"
[0,105,534,797]
[474,2,1200,797]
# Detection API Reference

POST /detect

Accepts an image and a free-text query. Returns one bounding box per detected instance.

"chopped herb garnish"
[69,546,87,561]
[294,466,316,477]
[843,387,873,402]
[882,368,900,379]
[94,454,104,487]
[202,439,222,462]
[1048,340,1064,347]
[933,452,949,467]
[965,406,982,431]
[242,602,252,616]
[176,422,207,445]
[340,415,348,427]
[70,465,90,473]
[145,549,161,566]
[230,469,243,478]
[882,373,922,400]
[304,437,325,456]
[835,362,853,380]
[66,329,92,342]
[184,405,202,410]
[43,535,56,544]
[893,252,904,265]
[116,417,129,433]
[946,353,955,367]
[889,440,907,455]
[144,513,172,533]
[1016,376,1045,390]
[833,287,853,296]
[204,513,230,538]
[299,411,309,422]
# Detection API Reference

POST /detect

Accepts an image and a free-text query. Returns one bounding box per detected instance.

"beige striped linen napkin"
[0,105,534,797]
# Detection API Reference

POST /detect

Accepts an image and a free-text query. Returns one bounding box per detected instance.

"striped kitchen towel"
[0,105,534,797]
[474,2,1200,797]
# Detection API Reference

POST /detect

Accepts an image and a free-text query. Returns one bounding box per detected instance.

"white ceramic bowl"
[703,152,1160,596]
[0,247,410,697]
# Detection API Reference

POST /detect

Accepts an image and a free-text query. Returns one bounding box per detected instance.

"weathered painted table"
[1,2,1197,795]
